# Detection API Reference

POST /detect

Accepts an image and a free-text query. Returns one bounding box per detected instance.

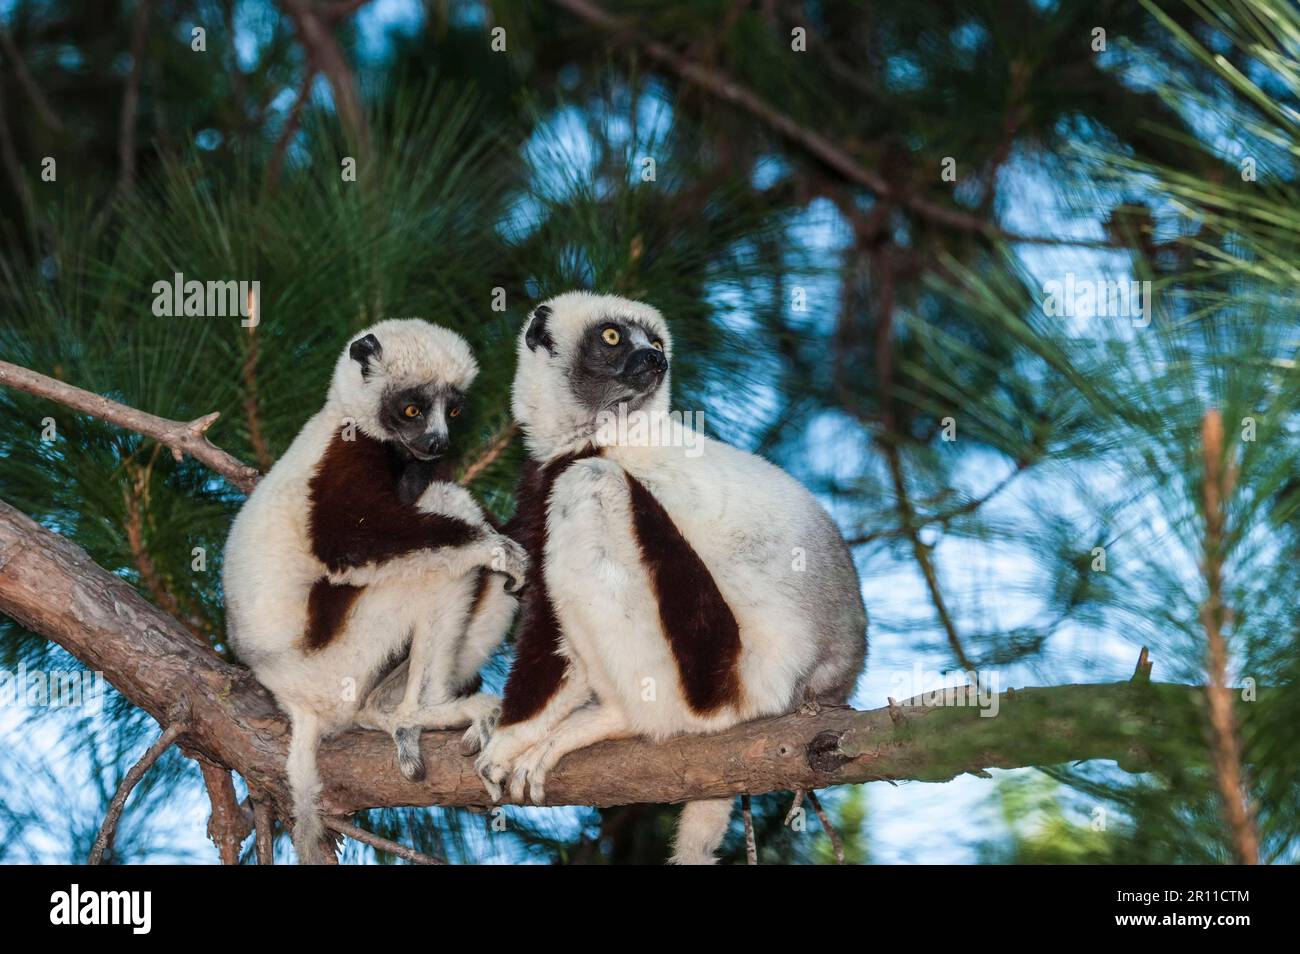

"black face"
[378,383,465,460]
[569,318,668,414]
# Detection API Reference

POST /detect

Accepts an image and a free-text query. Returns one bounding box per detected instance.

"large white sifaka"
[475,292,866,864]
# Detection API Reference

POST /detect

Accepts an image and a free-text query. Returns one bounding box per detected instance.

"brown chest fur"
[498,449,741,723]
[300,432,483,652]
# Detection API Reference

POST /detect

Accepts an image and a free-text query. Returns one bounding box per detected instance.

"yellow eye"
[602,327,620,346]
[403,405,421,419]
[448,406,462,418]
[651,340,664,351]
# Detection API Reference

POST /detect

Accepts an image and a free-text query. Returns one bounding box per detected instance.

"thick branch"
[0,360,260,492]
[0,499,1237,822]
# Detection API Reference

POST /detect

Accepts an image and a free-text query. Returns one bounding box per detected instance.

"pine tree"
[0,0,1294,864]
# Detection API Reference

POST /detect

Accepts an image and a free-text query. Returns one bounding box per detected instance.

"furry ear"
[525,305,556,355]
[349,333,382,377]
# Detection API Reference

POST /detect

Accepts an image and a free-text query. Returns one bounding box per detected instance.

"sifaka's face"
[378,382,465,460]
[568,317,668,415]
[347,329,469,461]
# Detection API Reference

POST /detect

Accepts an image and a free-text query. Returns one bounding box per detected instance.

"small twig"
[847,464,1029,547]
[267,65,318,189]
[458,423,519,486]
[887,696,905,726]
[0,83,36,228]
[116,0,152,196]
[741,794,757,865]
[0,25,64,132]
[240,290,274,472]
[806,790,846,865]
[122,451,215,647]
[869,244,973,673]
[324,817,445,865]
[198,761,254,865]
[1199,409,1258,865]
[1131,646,1153,684]
[253,798,276,864]
[89,710,189,864]
[0,360,260,492]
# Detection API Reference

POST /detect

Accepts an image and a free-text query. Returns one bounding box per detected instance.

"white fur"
[330,318,479,443]
[224,319,521,863]
[478,294,866,864]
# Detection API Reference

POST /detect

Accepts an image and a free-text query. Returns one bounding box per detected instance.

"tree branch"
[0,24,64,133]
[0,360,261,492]
[88,708,189,864]
[116,0,152,196]
[279,0,368,150]
[198,760,254,864]
[267,65,318,189]
[0,498,1240,829]
[1199,409,1259,864]
[546,0,1118,250]
[252,798,276,864]
[325,818,444,864]
[458,422,518,486]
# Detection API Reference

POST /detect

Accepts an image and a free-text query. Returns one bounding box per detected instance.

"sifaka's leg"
[474,657,594,802]
[505,702,634,805]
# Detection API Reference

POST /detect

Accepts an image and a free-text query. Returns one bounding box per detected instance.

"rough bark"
[198,761,255,864]
[0,498,1230,822]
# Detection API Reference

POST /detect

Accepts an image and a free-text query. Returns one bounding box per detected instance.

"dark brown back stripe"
[625,473,741,714]
[498,446,601,726]
[304,578,364,652]
[308,432,483,574]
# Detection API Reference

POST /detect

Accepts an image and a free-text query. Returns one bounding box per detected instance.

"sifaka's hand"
[488,535,529,594]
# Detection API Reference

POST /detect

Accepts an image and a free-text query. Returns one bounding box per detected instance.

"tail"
[286,708,329,864]
[669,798,734,865]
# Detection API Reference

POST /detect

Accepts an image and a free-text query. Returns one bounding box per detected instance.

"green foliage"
[1,0,1297,864]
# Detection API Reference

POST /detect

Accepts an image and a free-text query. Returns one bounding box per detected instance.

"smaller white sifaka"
[223,319,526,863]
